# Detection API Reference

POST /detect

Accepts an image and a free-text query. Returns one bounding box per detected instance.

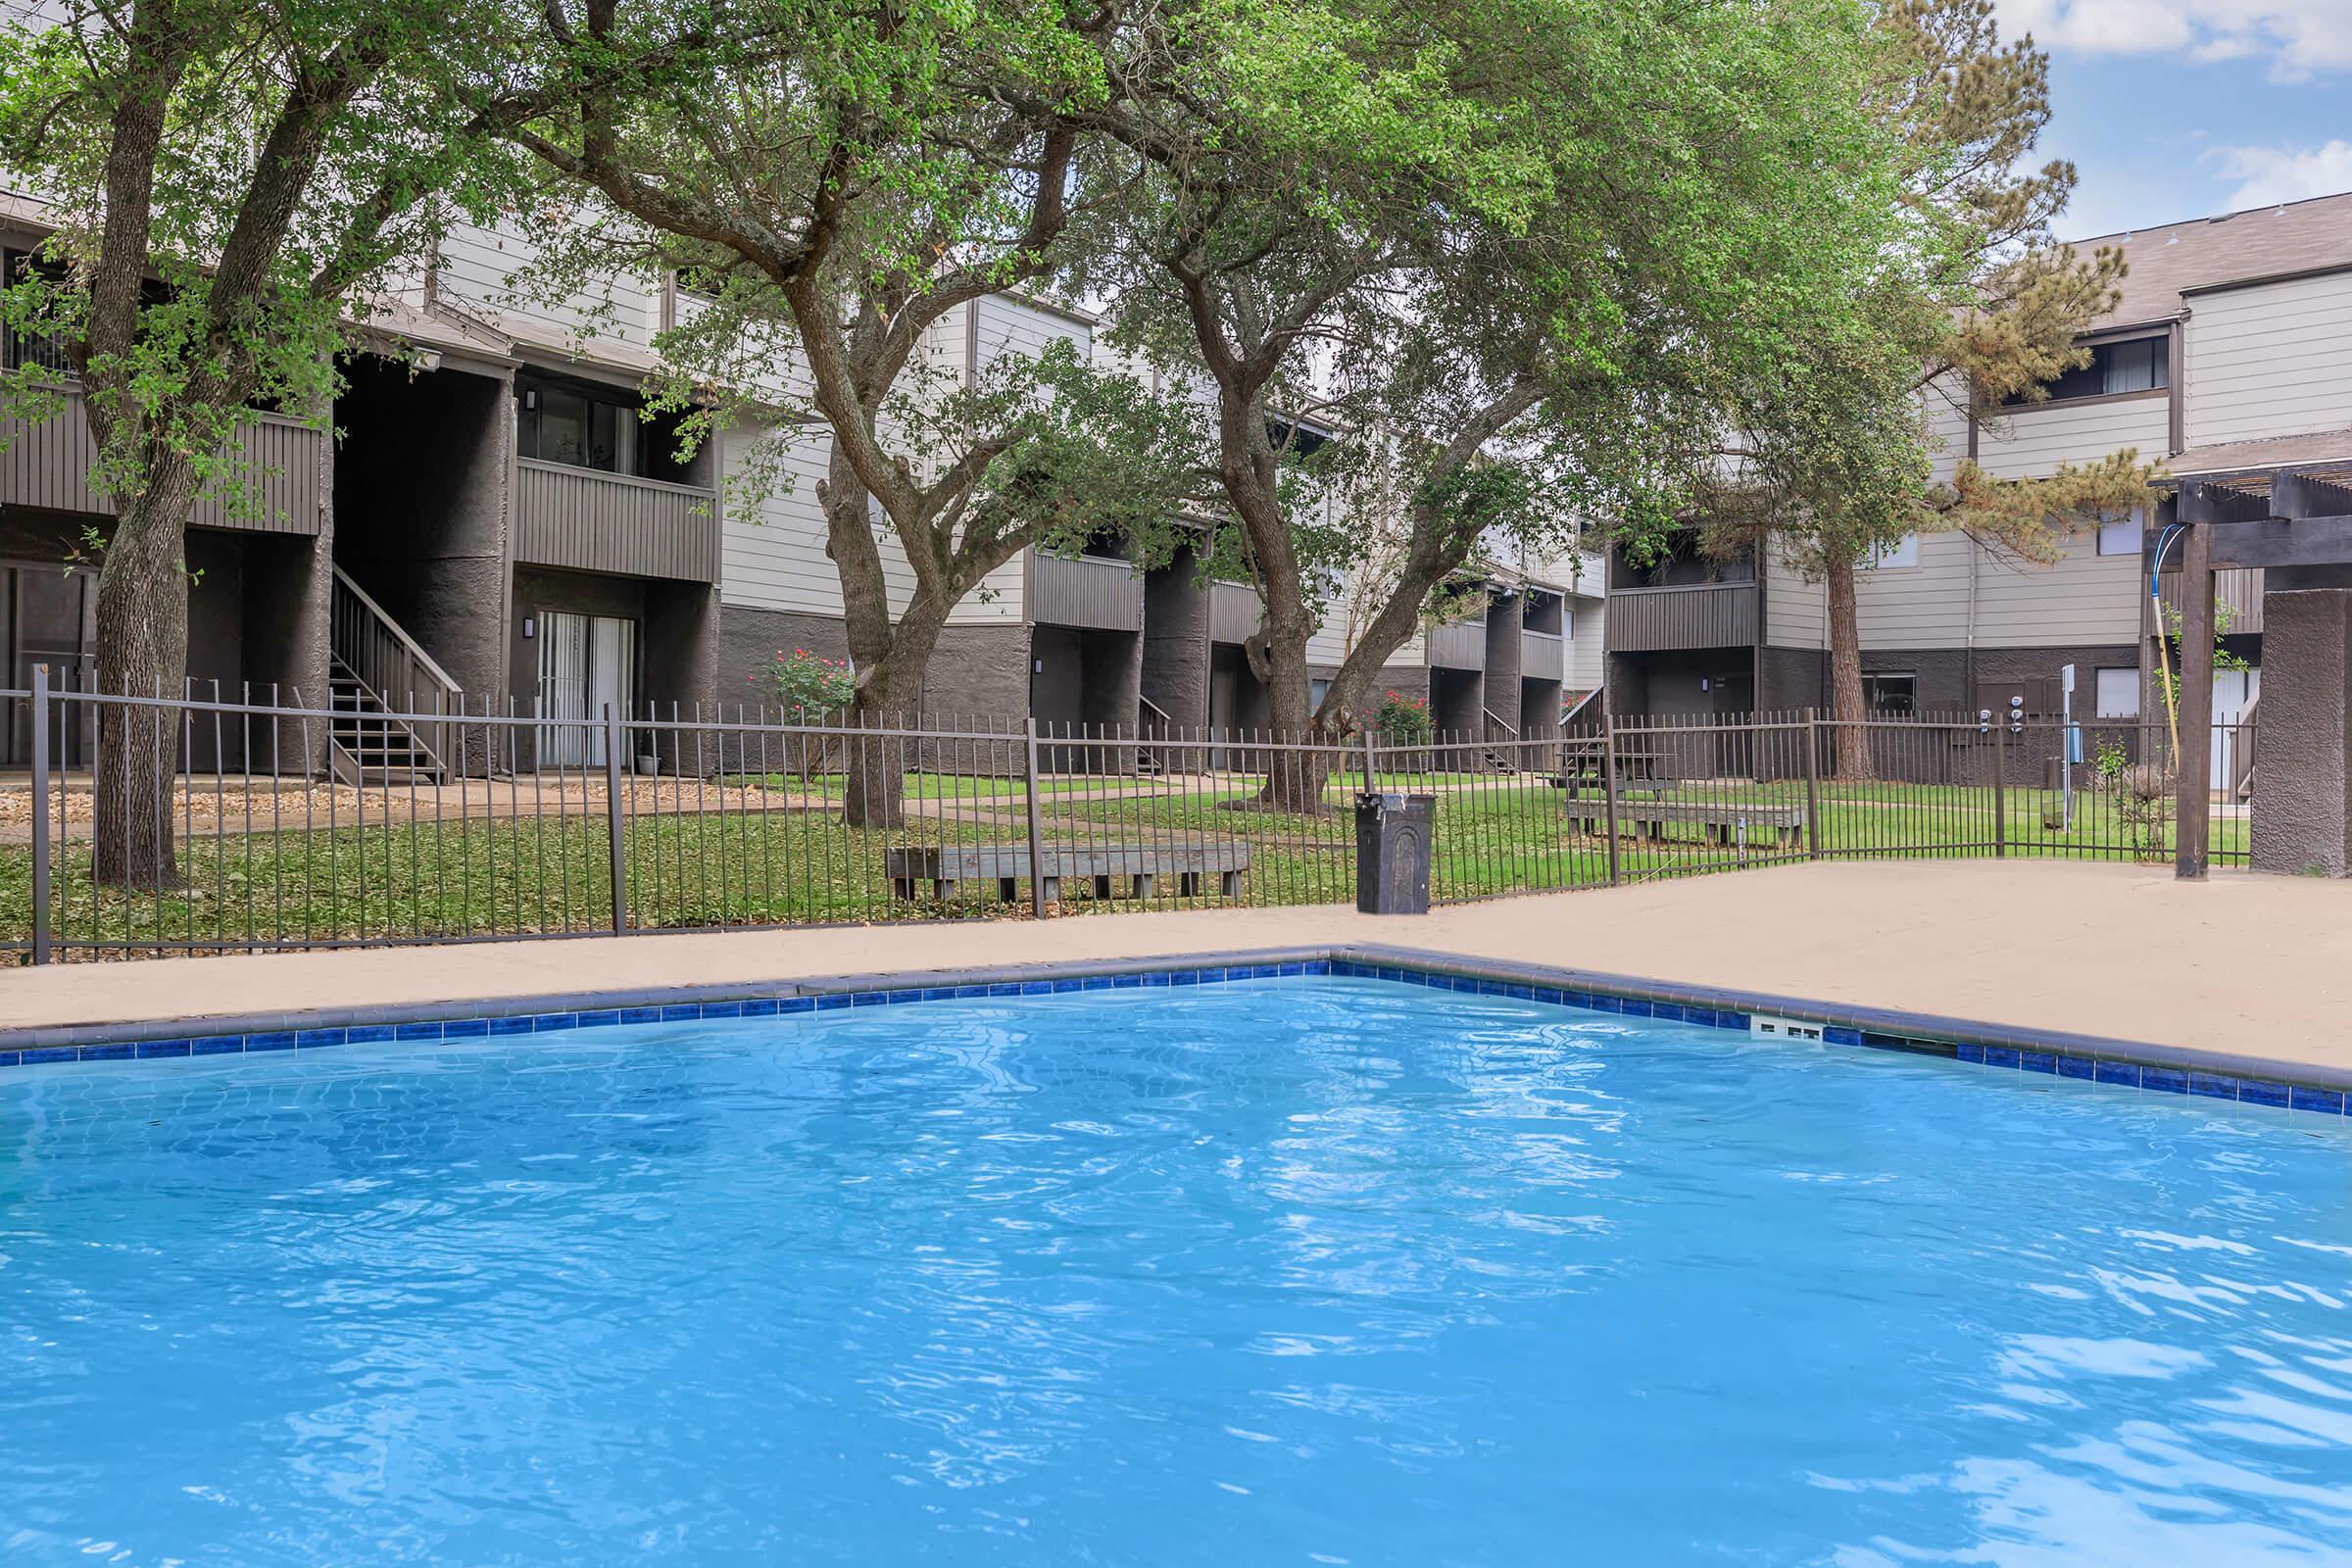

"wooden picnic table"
[886,841,1251,904]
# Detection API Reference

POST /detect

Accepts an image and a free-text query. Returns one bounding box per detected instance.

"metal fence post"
[1362,722,1378,793]
[1991,718,2007,858]
[1801,706,1823,861]
[1600,690,1622,888]
[29,662,51,964]
[604,703,629,933]
[1024,717,1049,918]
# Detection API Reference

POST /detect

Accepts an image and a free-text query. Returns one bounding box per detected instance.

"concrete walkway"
[4,860,2346,1071]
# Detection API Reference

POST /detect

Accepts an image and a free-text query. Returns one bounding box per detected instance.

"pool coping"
[1,941,2344,1117]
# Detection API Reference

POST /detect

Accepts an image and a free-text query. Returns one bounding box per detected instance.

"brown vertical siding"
[512,457,720,581]
[2160,566,2266,636]
[1207,580,1262,645]
[0,385,324,534]
[1025,551,1145,631]
[1520,628,1564,681]
[1425,617,1487,670]
[1606,583,1759,652]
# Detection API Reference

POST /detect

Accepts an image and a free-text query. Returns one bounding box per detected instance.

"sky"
[1995,0,2351,240]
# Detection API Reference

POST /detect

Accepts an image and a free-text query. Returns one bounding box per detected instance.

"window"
[1309,677,1333,710]
[516,372,691,483]
[1,248,74,374]
[1561,607,1575,642]
[2001,334,2170,406]
[2094,666,2141,719]
[2097,507,2144,557]
[1864,673,1916,715]
[1866,534,1918,570]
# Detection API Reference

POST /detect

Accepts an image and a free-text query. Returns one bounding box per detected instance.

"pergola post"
[2173,485,2218,880]
[2146,464,2352,879]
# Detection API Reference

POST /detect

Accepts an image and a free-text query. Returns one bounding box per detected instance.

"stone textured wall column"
[2250,585,2352,876]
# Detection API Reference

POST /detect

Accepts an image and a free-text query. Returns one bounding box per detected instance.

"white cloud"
[1999,0,2352,74]
[2211,139,2352,208]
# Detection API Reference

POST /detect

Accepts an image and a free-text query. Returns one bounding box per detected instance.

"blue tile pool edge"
[2,942,2341,1119]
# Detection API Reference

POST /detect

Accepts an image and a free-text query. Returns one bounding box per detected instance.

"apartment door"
[1207,659,1239,769]
[4,561,97,766]
[1710,669,1753,778]
[536,611,635,766]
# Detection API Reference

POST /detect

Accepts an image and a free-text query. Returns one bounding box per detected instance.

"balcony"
[1426,616,1487,671]
[1208,581,1262,645]
[1027,551,1144,632]
[2160,567,2264,637]
[0,381,325,535]
[1606,581,1758,653]
[513,458,719,581]
[1521,628,1565,681]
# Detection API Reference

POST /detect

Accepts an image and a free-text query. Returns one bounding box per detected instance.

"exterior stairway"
[328,564,462,785]
[328,661,445,784]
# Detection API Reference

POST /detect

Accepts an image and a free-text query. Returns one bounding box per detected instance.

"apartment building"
[1,190,1616,773]
[1605,190,2352,749]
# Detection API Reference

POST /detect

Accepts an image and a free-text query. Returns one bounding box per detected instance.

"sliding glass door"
[536,611,635,766]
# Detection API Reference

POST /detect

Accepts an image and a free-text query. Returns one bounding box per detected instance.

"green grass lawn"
[0,769,2241,956]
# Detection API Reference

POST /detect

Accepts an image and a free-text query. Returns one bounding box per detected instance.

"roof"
[2163,426,2352,486]
[2065,190,2352,328]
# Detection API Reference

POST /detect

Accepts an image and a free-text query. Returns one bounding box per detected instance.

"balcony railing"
[1521,628,1565,681]
[0,381,325,535]
[1027,551,1144,632]
[1606,581,1758,653]
[2160,567,2264,637]
[1208,581,1262,645]
[514,458,719,582]
[1426,617,1487,670]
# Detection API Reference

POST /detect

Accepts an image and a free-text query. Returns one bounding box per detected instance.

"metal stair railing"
[329,564,464,779]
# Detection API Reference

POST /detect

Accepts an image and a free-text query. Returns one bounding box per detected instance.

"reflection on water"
[2,978,2350,1565]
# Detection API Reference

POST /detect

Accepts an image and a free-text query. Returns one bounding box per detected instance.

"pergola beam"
[2142,514,2352,572]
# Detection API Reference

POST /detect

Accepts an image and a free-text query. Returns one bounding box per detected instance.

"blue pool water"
[5,979,2352,1565]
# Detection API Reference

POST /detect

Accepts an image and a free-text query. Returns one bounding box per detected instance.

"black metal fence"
[0,674,2250,961]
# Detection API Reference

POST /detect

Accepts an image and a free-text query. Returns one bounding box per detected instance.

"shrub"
[1374,689,1433,745]
[760,648,856,723]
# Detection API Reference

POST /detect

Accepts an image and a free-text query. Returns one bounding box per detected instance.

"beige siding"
[1922,376,1971,484]
[2185,270,2352,448]
[1974,394,2170,478]
[972,293,1089,368]
[432,218,660,359]
[1763,544,1826,651]
[1851,533,1972,650]
[718,419,851,617]
[1850,531,2140,652]
[1972,532,2141,647]
[1562,593,1604,690]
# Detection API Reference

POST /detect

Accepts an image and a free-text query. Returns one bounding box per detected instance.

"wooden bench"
[886,842,1252,904]
[1564,800,1807,848]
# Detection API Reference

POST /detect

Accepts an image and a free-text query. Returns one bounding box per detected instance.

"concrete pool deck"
[3,859,2345,1073]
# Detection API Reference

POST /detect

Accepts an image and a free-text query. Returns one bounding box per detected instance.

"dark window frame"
[1863,672,1917,715]
[1997,333,2170,409]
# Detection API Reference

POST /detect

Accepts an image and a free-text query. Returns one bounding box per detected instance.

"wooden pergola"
[2146,459,2352,879]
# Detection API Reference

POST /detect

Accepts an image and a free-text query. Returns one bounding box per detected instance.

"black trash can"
[1355,792,1437,914]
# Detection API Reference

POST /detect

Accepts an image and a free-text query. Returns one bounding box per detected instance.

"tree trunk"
[839,646,939,830]
[91,486,197,889]
[1252,588,1339,814]
[1825,551,1875,780]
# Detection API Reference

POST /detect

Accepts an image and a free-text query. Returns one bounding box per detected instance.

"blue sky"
[1994,0,2350,240]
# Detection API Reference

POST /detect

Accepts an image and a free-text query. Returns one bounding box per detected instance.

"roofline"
[2059,186,2352,250]
[2180,260,2352,299]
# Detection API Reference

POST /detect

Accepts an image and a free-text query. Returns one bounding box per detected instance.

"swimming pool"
[3,975,2350,1564]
